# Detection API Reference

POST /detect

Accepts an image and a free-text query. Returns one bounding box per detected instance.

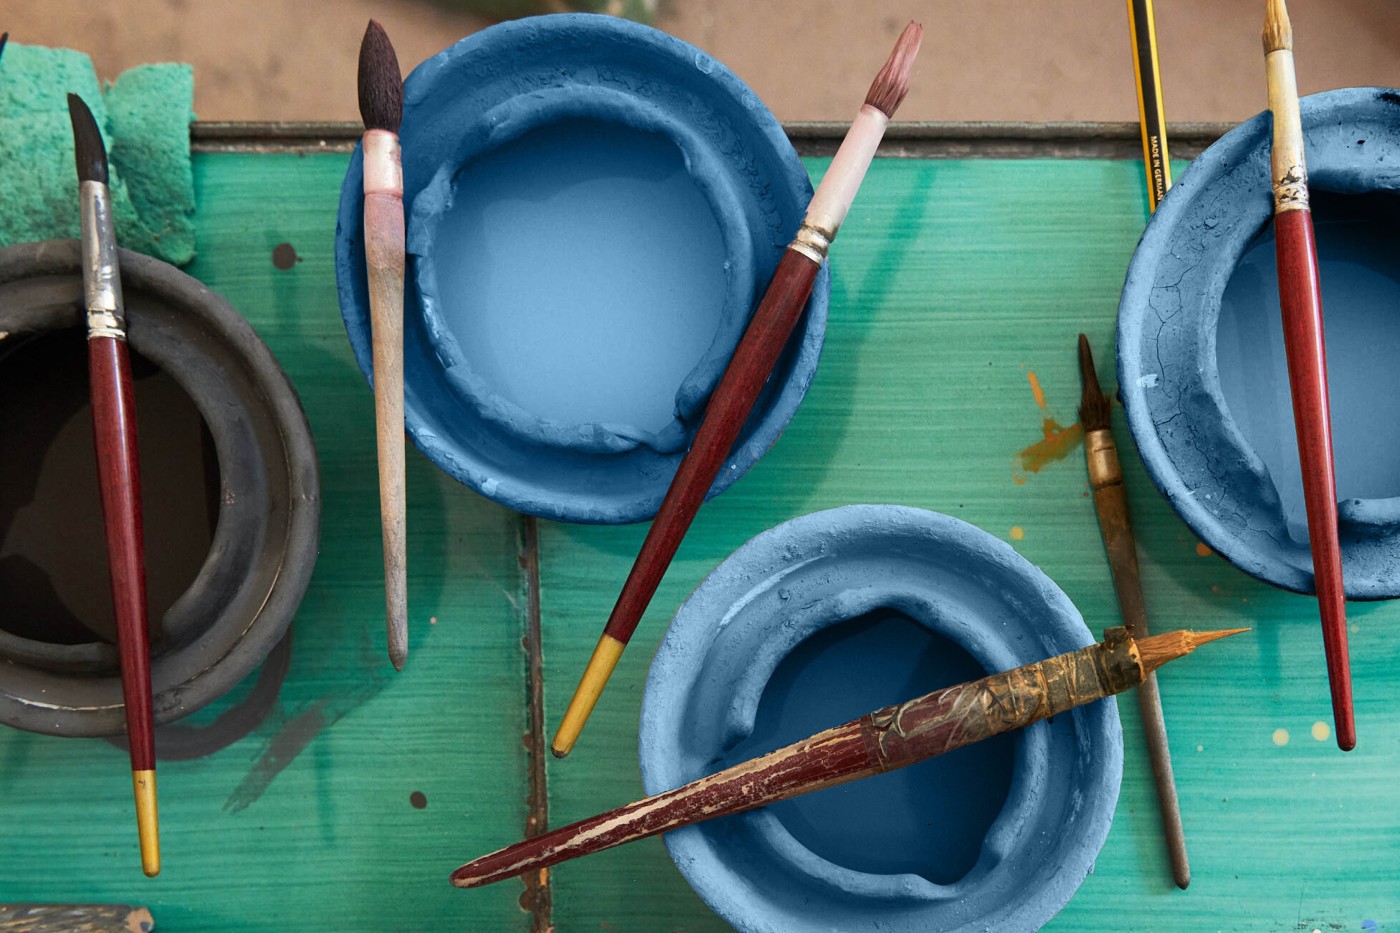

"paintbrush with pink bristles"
[552,21,925,758]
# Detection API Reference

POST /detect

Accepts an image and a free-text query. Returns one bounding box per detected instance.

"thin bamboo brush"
[358,20,409,671]
[458,626,1245,887]
[1078,335,1189,889]
[1263,0,1353,751]
[551,21,924,758]
[68,93,159,877]
[1126,0,1171,211]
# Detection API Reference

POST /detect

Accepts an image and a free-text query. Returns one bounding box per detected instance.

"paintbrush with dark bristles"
[358,19,408,671]
[1078,333,1189,888]
[1263,0,1353,752]
[68,92,159,877]
[552,22,925,758]
[461,626,1245,887]
[0,33,9,62]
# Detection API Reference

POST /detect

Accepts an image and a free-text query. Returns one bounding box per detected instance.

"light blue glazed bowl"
[640,505,1122,933]
[335,14,828,524]
[1118,87,1400,597]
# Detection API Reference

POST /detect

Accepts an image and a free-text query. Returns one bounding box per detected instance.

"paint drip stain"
[1311,721,1331,742]
[1195,542,1213,557]
[272,242,301,270]
[410,790,428,809]
[1009,525,1025,541]
[1272,727,1290,746]
[1014,371,1085,480]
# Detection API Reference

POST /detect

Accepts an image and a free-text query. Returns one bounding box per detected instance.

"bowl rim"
[1116,86,1400,598]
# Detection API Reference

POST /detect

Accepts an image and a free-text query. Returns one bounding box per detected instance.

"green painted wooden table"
[3,136,1398,932]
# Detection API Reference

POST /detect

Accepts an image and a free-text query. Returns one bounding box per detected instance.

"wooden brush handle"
[1273,207,1354,749]
[601,248,821,645]
[456,630,1142,887]
[365,191,408,669]
[89,335,154,773]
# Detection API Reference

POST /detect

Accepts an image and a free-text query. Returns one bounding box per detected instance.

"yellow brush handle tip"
[551,635,627,758]
[133,769,160,877]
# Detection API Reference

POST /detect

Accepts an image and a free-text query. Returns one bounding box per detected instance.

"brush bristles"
[1077,334,1112,432]
[864,21,923,118]
[358,20,403,133]
[67,93,108,185]
[1262,0,1292,53]
[0,33,9,63]
[1139,628,1249,674]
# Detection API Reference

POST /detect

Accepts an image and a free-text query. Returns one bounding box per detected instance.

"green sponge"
[0,43,195,265]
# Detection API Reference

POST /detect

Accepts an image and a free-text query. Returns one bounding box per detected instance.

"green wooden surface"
[3,151,1399,932]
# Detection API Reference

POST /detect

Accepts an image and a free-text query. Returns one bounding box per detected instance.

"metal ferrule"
[789,221,834,265]
[80,180,126,339]
[1084,428,1124,491]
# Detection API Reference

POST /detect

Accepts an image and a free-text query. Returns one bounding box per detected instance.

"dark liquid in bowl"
[0,328,219,660]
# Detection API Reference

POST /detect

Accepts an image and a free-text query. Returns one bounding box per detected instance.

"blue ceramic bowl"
[639,505,1122,933]
[335,14,828,523]
[1118,87,1400,597]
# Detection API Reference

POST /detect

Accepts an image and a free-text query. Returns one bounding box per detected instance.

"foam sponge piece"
[0,43,195,265]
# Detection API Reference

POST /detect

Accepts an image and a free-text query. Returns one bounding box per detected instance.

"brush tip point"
[864,20,923,118]
[67,93,108,184]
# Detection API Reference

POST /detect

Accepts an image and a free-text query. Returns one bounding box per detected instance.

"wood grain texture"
[0,154,531,931]
[364,190,408,670]
[541,158,1400,932]
[2,151,1398,932]
[0,904,153,933]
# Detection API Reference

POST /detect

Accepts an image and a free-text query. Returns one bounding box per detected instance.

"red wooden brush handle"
[602,248,822,644]
[1274,208,1354,750]
[90,335,155,772]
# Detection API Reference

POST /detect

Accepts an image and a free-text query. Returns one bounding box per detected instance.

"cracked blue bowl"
[1117,87,1400,597]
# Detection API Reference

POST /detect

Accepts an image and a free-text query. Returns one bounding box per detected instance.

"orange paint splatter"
[1017,418,1085,474]
[1195,542,1212,557]
[1010,526,1025,541]
[1013,371,1085,480]
[1027,371,1048,410]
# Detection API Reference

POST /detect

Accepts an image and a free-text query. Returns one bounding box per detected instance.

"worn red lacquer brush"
[358,20,409,671]
[461,627,1245,886]
[1262,0,1353,751]
[551,22,924,758]
[67,92,159,876]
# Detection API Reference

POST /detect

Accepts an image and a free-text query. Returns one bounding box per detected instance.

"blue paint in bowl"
[639,505,1122,933]
[1118,87,1400,597]
[335,14,828,523]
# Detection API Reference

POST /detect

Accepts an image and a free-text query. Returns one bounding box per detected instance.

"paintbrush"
[551,21,924,758]
[1126,0,1171,211]
[1078,334,1189,888]
[1262,0,1353,751]
[1123,2,1194,887]
[459,625,1245,887]
[67,92,159,877]
[358,20,409,671]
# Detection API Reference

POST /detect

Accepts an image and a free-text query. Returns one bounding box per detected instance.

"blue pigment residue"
[432,118,728,442]
[719,607,1016,884]
[1216,190,1400,542]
